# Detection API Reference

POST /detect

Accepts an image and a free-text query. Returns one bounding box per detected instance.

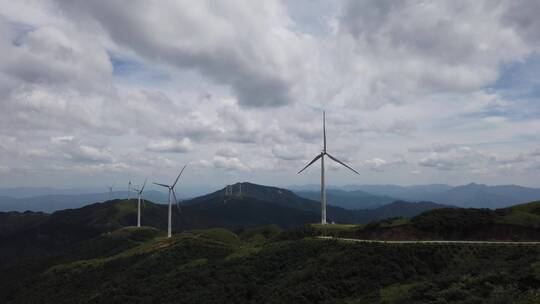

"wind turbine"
[297,111,359,225]
[128,181,132,200]
[107,184,114,201]
[132,178,147,228]
[153,165,187,238]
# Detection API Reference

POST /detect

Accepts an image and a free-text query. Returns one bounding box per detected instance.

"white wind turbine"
[153,165,187,238]
[132,178,147,228]
[107,184,114,201]
[297,111,359,225]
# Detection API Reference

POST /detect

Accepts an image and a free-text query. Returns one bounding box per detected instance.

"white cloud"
[55,0,315,107]
[216,146,240,158]
[147,138,193,153]
[364,157,406,172]
[272,144,306,161]
[419,147,496,171]
[364,158,387,172]
[337,0,530,103]
[51,136,115,163]
[212,155,250,172]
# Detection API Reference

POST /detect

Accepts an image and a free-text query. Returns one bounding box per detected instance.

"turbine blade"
[172,164,187,188]
[141,178,147,192]
[326,153,359,175]
[323,111,326,152]
[133,188,140,192]
[297,153,323,174]
[153,182,170,188]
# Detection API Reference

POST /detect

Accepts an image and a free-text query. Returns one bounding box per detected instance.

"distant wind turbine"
[128,180,132,200]
[132,178,147,228]
[297,111,359,225]
[153,165,187,238]
[107,184,114,201]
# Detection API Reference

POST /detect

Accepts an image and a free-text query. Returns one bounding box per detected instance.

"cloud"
[335,0,532,107]
[356,119,417,136]
[364,158,387,172]
[483,116,507,124]
[528,148,540,157]
[212,155,250,172]
[215,146,240,158]
[418,146,496,171]
[501,0,540,47]
[409,143,460,153]
[364,157,406,172]
[272,144,306,161]
[51,136,115,163]
[1,1,540,188]
[54,0,314,107]
[146,138,193,153]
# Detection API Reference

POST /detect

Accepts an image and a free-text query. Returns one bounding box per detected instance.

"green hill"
[0,183,448,262]
[2,226,540,303]
[317,200,540,241]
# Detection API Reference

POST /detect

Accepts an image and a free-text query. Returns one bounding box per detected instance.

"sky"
[0,0,540,192]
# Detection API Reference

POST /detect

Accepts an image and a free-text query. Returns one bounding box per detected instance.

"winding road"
[317,236,540,245]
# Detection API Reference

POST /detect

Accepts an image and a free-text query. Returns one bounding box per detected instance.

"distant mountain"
[0,191,169,212]
[440,183,540,208]
[294,189,395,209]
[0,185,215,199]
[328,183,540,209]
[341,184,453,200]
[183,182,446,224]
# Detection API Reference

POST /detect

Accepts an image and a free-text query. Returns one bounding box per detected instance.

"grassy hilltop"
[313,200,540,241]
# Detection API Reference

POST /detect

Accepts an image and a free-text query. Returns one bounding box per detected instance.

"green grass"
[177,258,208,270]
[113,200,138,215]
[507,200,540,214]
[378,217,410,228]
[495,210,540,227]
[310,223,362,238]
[226,245,262,260]
[380,283,418,303]
[239,224,282,242]
[310,223,361,231]
[190,228,240,245]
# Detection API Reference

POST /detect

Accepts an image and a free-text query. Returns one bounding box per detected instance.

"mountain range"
[294,188,396,209]
[0,190,169,213]
[2,182,540,213]
[0,182,446,261]
[293,183,540,209]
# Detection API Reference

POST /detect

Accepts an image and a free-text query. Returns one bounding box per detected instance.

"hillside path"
[317,236,540,245]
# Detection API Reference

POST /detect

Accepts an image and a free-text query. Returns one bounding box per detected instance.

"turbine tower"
[297,111,359,225]
[128,181,132,200]
[107,184,114,201]
[132,178,147,228]
[154,165,187,238]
